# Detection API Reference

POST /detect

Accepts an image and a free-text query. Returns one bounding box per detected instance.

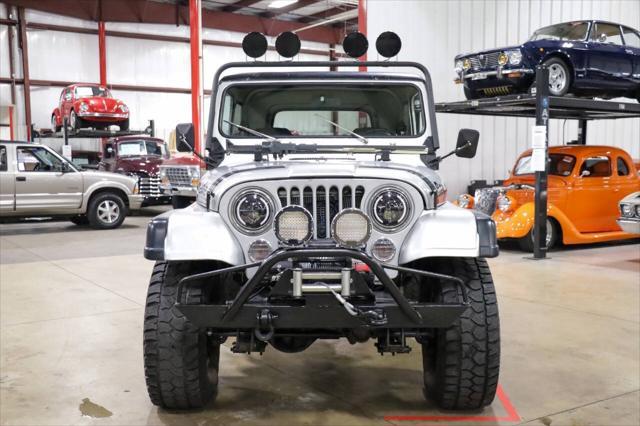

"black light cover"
[376,31,402,58]
[343,32,369,58]
[242,32,268,58]
[275,31,301,58]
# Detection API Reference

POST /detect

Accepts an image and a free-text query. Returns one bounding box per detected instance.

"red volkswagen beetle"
[51,84,129,131]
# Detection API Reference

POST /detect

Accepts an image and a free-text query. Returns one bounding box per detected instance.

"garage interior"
[1,1,639,425]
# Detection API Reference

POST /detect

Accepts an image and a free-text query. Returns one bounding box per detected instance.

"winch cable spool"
[275,31,301,58]
[343,32,369,58]
[242,32,268,59]
[376,31,402,59]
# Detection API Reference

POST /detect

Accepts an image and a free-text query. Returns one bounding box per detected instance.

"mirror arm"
[427,141,472,166]
[179,135,219,168]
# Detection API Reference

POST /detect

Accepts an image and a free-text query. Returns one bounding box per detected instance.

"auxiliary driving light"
[275,31,301,58]
[242,32,268,58]
[372,238,396,262]
[248,239,273,262]
[274,206,313,246]
[331,208,372,249]
[343,32,369,58]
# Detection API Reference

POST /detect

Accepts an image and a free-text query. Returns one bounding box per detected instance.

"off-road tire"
[517,218,558,252]
[172,196,192,209]
[422,257,500,410]
[143,261,219,409]
[87,192,127,230]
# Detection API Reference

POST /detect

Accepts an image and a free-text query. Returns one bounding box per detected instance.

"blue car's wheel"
[542,57,571,96]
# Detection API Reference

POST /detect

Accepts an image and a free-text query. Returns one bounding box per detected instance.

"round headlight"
[497,194,513,212]
[507,49,522,65]
[370,187,411,231]
[457,194,474,209]
[635,205,640,218]
[274,206,313,246]
[621,204,634,218]
[463,58,471,70]
[79,103,89,112]
[231,189,273,234]
[331,208,372,249]
[371,238,396,262]
[455,60,464,74]
[498,52,508,66]
[248,239,272,262]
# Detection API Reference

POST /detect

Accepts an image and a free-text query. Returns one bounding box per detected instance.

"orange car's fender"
[493,202,578,242]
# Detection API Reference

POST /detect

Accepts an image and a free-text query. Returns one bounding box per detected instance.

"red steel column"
[98,21,107,86]
[189,0,203,156]
[358,0,367,71]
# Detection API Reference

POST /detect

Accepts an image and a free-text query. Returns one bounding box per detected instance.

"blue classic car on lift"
[454,20,640,101]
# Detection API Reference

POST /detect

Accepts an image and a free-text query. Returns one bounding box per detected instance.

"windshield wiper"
[313,113,368,145]
[223,120,277,140]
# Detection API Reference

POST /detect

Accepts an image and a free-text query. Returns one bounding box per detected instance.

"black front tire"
[144,262,219,409]
[464,86,480,100]
[422,257,500,410]
[172,196,193,209]
[87,192,127,230]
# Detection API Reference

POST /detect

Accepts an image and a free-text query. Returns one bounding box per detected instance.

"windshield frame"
[513,153,577,177]
[528,21,592,42]
[117,140,167,157]
[74,85,112,98]
[217,81,428,141]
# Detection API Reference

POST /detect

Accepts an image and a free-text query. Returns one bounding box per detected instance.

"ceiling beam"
[3,0,343,44]
[297,5,356,23]
[221,0,262,13]
[262,0,317,18]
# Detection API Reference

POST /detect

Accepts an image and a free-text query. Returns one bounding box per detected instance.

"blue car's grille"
[469,52,502,70]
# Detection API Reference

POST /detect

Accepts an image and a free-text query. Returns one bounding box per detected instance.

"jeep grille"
[277,185,365,238]
[165,167,191,186]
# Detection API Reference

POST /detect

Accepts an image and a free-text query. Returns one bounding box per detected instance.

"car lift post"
[533,66,550,259]
[577,119,587,144]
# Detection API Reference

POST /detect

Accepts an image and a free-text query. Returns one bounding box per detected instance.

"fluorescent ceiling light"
[268,0,298,9]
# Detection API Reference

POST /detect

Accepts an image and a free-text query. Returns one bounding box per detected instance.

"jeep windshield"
[220,83,426,139]
[529,22,589,41]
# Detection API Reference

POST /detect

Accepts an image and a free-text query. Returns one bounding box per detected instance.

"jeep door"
[567,154,620,233]
[587,22,635,91]
[14,145,83,213]
[0,144,15,213]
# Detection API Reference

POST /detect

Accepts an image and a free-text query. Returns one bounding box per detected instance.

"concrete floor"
[1,209,638,426]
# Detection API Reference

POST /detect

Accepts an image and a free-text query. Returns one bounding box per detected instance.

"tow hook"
[318,283,389,326]
[254,309,277,342]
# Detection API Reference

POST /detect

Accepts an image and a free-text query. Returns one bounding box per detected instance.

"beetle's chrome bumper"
[617,218,640,235]
[78,112,128,119]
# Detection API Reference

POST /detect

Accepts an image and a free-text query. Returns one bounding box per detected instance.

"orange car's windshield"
[514,154,576,176]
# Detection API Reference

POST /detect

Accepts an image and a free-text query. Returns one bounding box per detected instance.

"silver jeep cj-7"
[142,31,500,411]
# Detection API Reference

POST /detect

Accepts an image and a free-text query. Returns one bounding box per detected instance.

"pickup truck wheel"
[517,218,557,252]
[422,257,500,410]
[172,196,192,209]
[87,192,127,229]
[143,261,219,409]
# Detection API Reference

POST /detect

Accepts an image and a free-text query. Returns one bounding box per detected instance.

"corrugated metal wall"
[368,0,640,197]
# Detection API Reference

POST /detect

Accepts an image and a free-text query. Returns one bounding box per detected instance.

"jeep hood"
[199,159,441,209]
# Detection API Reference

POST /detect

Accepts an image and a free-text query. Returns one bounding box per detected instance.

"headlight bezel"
[462,58,471,71]
[506,49,522,65]
[498,52,508,66]
[274,205,313,246]
[368,186,413,232]
[621,203,634,218]
[497,194,515,212]
[79,102,89,113]
[331,208,372,249]
[455,59,464,74]
[229,188,275,235]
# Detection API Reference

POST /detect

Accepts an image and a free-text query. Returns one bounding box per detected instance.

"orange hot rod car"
[457,145,640,251]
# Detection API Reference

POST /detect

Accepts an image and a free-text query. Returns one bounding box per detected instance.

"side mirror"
[455,129,479,159]
[580,170,591,177]
[105,145,114,158]
[597,34,607,43]
[60,162,72,173]
[176,123,195,153]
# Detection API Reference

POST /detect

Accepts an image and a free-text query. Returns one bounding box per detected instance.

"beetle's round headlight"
[370,187,412,231]
[331,208,371,249]
[231,189,273,234]
[275,206,313,246]
[248,239,272,262]
[621,204,634,218]
[371,238,396,262]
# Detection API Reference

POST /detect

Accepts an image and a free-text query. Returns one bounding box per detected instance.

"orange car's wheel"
[518,218,558,252]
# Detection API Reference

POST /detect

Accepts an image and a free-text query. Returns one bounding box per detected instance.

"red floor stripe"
[384,385,521,422]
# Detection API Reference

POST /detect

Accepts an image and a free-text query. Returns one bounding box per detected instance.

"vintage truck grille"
[138,175,162,197]
[474,188,500,215]
[469,52,501,70]
[278,185,365,239]
[165,167,191,186]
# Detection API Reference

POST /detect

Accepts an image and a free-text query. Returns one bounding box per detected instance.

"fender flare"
[399,203,498,264]
[144,207,244,265]
[82,181,133,210]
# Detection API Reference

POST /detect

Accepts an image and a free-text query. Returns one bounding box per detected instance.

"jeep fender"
[399,203,498,263]
[144,206,244,265]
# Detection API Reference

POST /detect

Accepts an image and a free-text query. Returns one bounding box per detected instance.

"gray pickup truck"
[0,141,143,229]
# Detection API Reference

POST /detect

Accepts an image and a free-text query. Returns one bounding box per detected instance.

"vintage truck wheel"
[422,257,500,410]
[143,261,220,410]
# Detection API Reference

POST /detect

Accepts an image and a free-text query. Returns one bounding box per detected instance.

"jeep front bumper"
[175,248,470,330]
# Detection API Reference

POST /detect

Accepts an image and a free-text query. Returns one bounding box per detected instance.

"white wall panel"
[368,0,640,198]
[28,30,99,82]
